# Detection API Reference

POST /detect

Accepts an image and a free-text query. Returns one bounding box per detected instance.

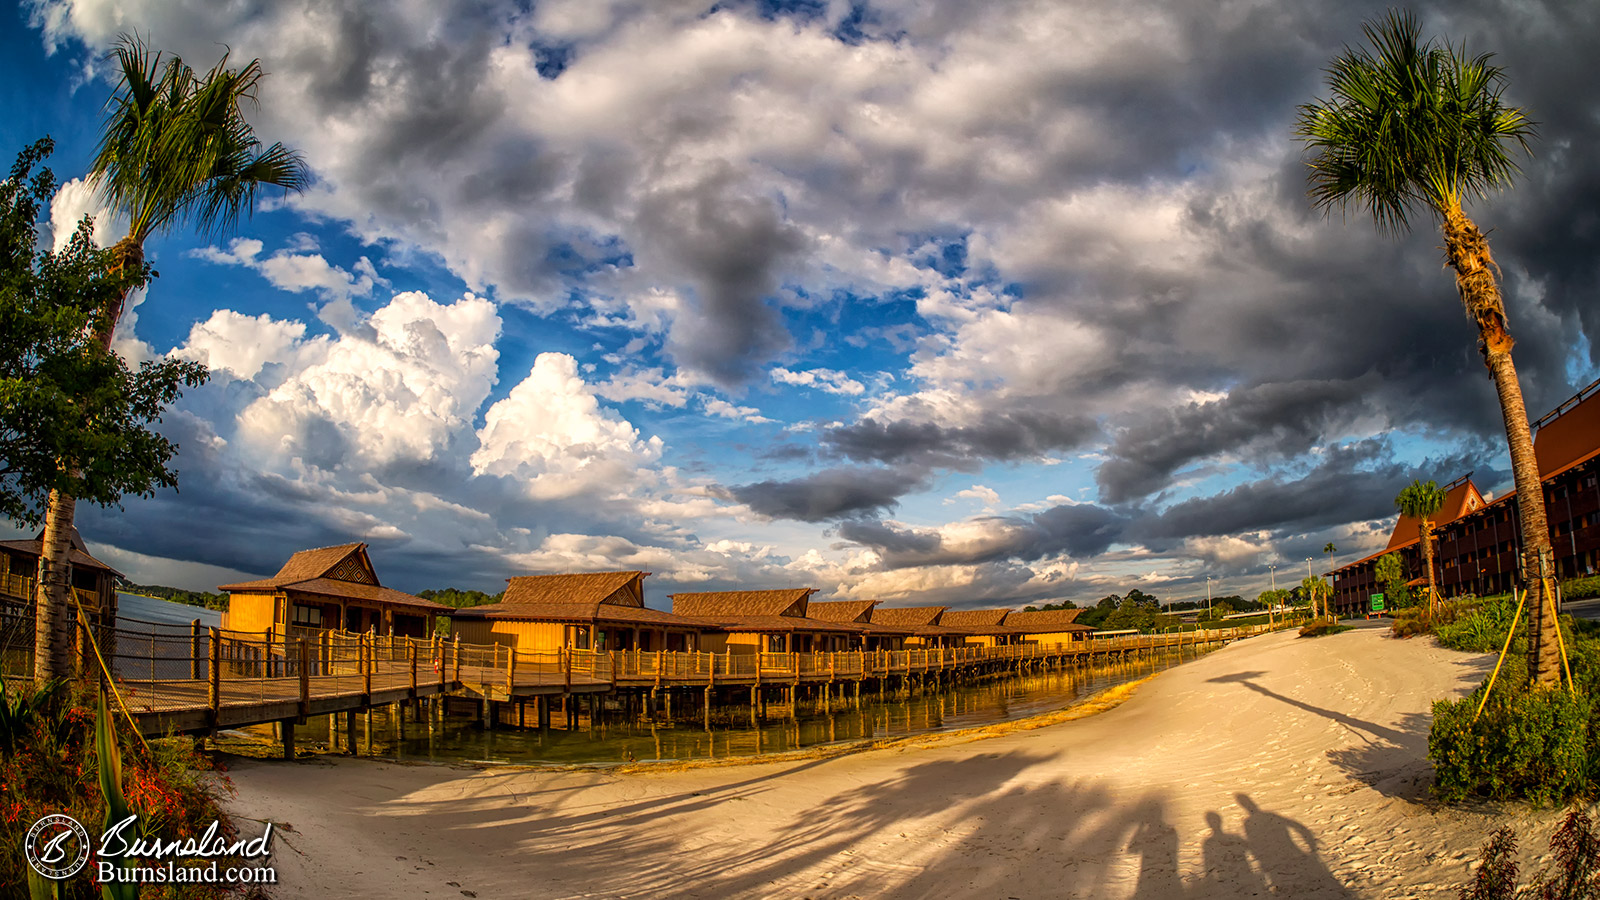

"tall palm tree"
[1296,12,1559,686]
[1322,542,1337,618]
[1396,480,1447,617]
[33,35,307,680]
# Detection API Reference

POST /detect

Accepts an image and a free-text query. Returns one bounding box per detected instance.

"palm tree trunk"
[1419,520,1438,616]
[1442,209,1560,687]
[29,238,142,680]
[33,489,77,679]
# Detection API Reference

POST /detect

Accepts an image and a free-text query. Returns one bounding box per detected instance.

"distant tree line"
[117,580,227,611]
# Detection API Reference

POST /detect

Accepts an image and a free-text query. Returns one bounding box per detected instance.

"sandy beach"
[223,622,1575,898]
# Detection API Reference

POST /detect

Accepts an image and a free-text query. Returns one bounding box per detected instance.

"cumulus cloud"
[471,352,664,499]
[771,366,865,395]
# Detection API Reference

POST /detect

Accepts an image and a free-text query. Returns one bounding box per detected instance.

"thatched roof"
[870,606,947,627]
[940,608,1012,628]
[452,601,692,627]
[501,571,648,608]
[806,599,877,623]
[0,527,122,577]
[670,589,814,618]
[219,543,445,612]
[1003,608,1091,631]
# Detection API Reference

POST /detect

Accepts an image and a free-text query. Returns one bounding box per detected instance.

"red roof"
[1534,380,1600,480]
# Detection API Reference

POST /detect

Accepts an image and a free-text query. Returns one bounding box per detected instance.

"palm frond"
[88,33,309,244]
[1293,10,1535,232]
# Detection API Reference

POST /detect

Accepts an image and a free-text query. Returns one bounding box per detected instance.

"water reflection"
[240,646,1211,765]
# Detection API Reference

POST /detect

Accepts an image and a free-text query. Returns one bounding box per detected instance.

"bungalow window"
[766,634,785,653]
[573,626,591,650]
[292,604,322,628]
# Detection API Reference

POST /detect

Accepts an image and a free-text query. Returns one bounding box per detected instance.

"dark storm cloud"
[637,168,808,386]
[836,503,1129,568]
[725,467,928,522]
[1132,440,1494,545]
[824,411,1100,469]
[1096,376,1382,504]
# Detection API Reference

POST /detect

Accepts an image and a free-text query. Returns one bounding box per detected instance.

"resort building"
[670,589,858,653]
[869,605,964,648]
[0,526,121,633]
[1329,378,1600,616]
[939,608,1019,647]
[219,543,447,638]
[806,599,911,651]
[450,571,699,652]
[1003,608,1095,645]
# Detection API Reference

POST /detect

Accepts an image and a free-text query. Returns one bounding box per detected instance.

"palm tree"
[1322,542,1337,618]
[1396,480,1447,617]
[33,35,308,680]
[1296,12,1560,686]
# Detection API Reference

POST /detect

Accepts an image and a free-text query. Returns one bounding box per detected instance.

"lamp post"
[1206,576,1213,622]
[1305,557,1317,620]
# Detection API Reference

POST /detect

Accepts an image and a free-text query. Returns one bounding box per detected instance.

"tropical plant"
[32,35,308,680]
[0,677,65,760]
[1374,553,1413,610]
[1396,480,1447,616]
[1296,11,1558,685]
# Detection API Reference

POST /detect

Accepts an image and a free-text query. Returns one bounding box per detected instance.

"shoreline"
[222,622,1577,898]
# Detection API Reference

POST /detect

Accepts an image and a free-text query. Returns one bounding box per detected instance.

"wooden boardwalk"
[97,623,1269,738]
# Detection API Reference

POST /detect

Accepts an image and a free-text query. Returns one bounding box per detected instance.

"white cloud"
[48,177,125,251]
[471,352,664,499]
[950,484,1001,509]
[192,237,384,305]
[236,290,500,466]
[702,397,774,424]
[771,366,866,396]
[175,309,312,381]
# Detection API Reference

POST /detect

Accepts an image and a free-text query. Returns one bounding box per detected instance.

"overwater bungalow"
[219,543,447,638]
[869,605,966,649]
[670,589,857,653]
[806,599,910,651]
[0,526,121,633]
[1004,608,1095,645]
[939,608,1020,647]
[449,571,700,652]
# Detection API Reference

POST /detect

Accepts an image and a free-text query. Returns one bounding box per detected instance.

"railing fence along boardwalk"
[0,615,1282,741]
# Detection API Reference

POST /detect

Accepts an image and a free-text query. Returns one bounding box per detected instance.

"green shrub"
[1298,621,1352,638]
[1564,575,1600,601]
[1458,809,1600,899]
[1430,658,1592,804]
[1435,593,1520,653]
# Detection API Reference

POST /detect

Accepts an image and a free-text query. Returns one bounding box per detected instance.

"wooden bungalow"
[1003,608,1095,645]
[449,571,700,652]
[0,526,121,634]
[806,599,910,651]
[219,543,446,639]
[939,608,1019,647]
[870,605,966,649]
[670,589,858,653]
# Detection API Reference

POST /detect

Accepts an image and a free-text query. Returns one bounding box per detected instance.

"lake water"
[229,643,1217,765]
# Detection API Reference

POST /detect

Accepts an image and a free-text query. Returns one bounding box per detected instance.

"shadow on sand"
[373,749,1353,898]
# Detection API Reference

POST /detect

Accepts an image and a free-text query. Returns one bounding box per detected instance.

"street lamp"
[1206,576,1213,620]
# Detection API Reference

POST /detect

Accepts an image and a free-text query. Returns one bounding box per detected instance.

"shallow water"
[234,645,1216,765]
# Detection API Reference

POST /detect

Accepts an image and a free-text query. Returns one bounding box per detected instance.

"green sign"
[1370,593,1386,612]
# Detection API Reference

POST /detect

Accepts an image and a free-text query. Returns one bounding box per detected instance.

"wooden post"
[297,639,310,721]
[345,710,357,755]
[453,634,462,682]
[362,633,372,702]
[282,720,295,760]
[364,708,373,756]
[191,619,202,680]
[207,628,222,729]
[409,641,418,696]
[507,646,516,694]
[437,634,446,689]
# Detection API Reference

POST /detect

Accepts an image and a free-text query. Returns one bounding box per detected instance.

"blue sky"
[4,0,1598,610]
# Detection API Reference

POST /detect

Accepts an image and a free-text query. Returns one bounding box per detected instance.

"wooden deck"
[79,623,1273,737]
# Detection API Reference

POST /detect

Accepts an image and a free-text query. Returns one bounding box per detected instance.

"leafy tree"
[1301,576,1333,621]
[417,588,503,609]
[32,37,308,679]
[1296,11,1559,684]
[1374,553,1412,610]
[117,580,227,611]
[1,136,205,582]
[1396,479,1448,616]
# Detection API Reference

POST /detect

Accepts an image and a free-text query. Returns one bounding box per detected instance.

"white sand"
[223,621,1577,898]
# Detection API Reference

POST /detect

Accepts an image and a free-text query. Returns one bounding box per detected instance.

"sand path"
[224,621,1569,898]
